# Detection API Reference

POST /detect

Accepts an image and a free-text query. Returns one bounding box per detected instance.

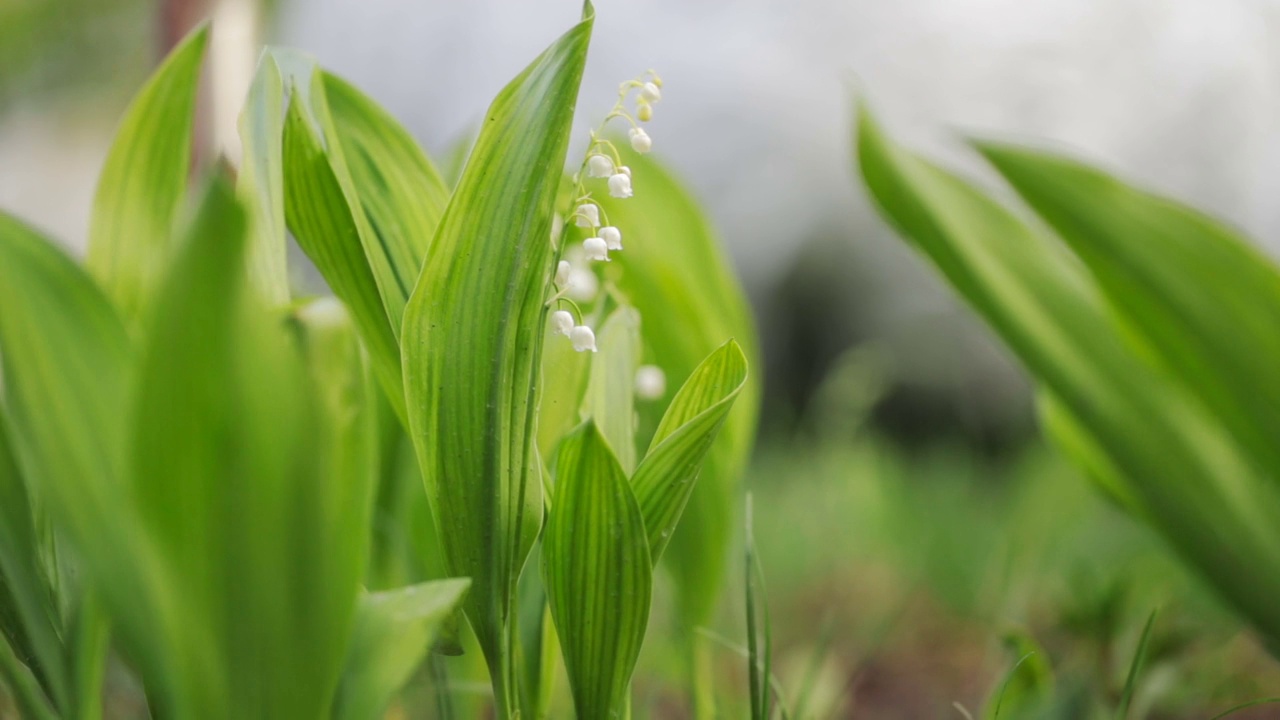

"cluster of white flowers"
[549,71,663,355]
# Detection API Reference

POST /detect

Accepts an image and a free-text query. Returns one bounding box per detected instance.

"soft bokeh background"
[5,0,1280,716]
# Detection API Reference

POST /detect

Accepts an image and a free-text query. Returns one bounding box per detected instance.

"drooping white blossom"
[587,154,614,178]
[574,203,600,227]
[640,81,662,103]
[555,260,572,286]
[600,226,622,250]
[635,365,666,399]
[570,325,598,353]
[567,267,599,302]
[551,310,575,336]
[583,236,610,262]
[629,127,652,153]
[608,172,633,199]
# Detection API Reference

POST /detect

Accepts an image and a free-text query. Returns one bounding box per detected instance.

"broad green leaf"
[543,422,652,718]
[400,10,592,712]
[276,54,452,429]
[322,69,451,304]
[855,104,1280,646]
[237,51,291,305]
[0,212,165,717]
[0,411,64,712]
[598,149,761,626]
[976,144,1280,477]
[333,578,470,720]
[282,94,406,423]
[632,340,748,563]
[86,25,207,323]
[583,306,642,473]
[127,178,375,718]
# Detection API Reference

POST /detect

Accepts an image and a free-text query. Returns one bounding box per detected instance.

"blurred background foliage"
[5,0,1280,717]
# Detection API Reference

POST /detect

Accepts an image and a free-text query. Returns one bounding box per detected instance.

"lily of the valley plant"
[0,3,759,719]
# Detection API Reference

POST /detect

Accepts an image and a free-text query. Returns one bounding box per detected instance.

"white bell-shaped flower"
[550,310,575,336]
[608,172,633,199]
[600,226,622,250]
[567,267,599,302]
[629,127,652,154]
[640,81,662,103]
[587,154,614,178]
[635,365,666,399]
[555,260,571,286]
[583,236,610,262]
[617,165,631,178]
[574,203,599,227]
[570,325,598,353]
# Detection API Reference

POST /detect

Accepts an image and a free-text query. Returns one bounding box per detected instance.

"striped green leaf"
[975,143,1280,476]
[0,411,63,714]
[399,10,592,714]
[543,422,652,718]
[598,150,761,627]
[632,340,748,563]
[583,306,642,474]
[333,578,470,720]
[322,70,451,310]
[855,105,1280,646]
[86,25,208,323]
[237,51,290,305]
[282,90,406,423]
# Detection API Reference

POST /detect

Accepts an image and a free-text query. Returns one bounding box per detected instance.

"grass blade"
[543,422,653,718]
[1115,610,1156,720]
[86,25,208,323]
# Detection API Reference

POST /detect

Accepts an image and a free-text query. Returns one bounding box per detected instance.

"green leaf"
[126,178,375,718]
[1116,610,1156,720]
[855,103,1280,646]
[322,69,451,308]
[598,150,761,626]
[333,578,470,720]
[632,340,748,563]
[543,422,652,718]
[399,11,592,713]
[583,306,642,473]
[0,631,57,720]
[0,411,65,712]
[86,25,208,323]
[282,90,406,423]
[983,633,1053,720]
[975,143,1280,477]
[237,51,291,305]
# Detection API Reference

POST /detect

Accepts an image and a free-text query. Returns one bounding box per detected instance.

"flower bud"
[587,154,614,178]
[640,81,662,103]
[574,203,599,227]
[600,226,622,250]
[608,172,633,199]
[583,236,610,262]
[551,310,575,336]
[637,103,653,122]
[570,325,598,353]
[555,260,571,286]
[635,365,666,399]
[629,127,652,154]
